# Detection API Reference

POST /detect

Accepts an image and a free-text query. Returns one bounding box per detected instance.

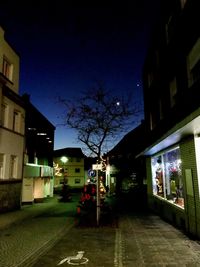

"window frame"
[2,56,13,81]
[10,155,18,179]
[151,146,184,209]
[0,153,5,179]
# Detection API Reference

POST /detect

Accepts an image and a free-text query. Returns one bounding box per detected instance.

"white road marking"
[114,229,123,267]
[58,251,89,265]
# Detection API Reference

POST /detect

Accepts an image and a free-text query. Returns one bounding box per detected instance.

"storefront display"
[151,146,184,208]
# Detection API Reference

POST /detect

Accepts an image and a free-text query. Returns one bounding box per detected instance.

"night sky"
[0,1,160,150]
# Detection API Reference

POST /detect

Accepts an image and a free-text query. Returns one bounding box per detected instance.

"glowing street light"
[61,156,68,163]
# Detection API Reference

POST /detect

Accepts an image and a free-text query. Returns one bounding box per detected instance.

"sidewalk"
[0,194,79,267]
[0,196,58,230]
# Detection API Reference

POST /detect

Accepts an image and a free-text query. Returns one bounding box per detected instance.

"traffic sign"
[88,169,96,177]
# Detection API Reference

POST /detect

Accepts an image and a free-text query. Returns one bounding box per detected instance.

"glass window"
[170,77,177,107]
[1,103,8,128]
[10,155,17,178]
[151,155,164,197]
[166,16,173,44]
[151,147,184,208]
[75,168,80,173]
[180,0,187,9]
[2,57,13,81]
[187,38,200,87]
[0,154,5,179]
[13,110,20,132]
[75,178,80,184]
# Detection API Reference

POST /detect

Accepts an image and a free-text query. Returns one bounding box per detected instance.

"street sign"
[88,169,96,177]
[92,164,102,170]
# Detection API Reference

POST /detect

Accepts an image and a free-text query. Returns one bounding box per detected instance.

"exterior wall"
[0,27,19,93]
[22,178,34,203]
[0,129,24,179]
[180,136,200,237]
[0,26,25,212]
[105,164,117,195]
[146,136,200,238]
[54,156,85,189]
[0,180,21,211]
[142,0,200,239]
[146,151,186,231]
[22,164,54,203]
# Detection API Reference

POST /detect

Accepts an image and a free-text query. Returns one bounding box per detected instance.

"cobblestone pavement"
[118,214,200,267]
[30,211,200,267]
[1,193,200,267]
[0,194,80,267]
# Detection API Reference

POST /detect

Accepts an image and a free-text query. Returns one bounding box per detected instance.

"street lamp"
[60,156,68,184]
[61,156,68,163]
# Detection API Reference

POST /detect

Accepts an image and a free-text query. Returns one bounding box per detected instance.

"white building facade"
[0,26,25,212]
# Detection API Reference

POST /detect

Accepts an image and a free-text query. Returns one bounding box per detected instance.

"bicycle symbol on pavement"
[57,251,89,265]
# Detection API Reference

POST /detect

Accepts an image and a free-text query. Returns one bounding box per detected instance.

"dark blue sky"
[0,1,160,150]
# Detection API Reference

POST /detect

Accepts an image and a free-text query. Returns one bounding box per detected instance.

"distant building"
[21,94,55,203]
[107,122,147,195]
[0,26,25,212]
[53,148,85,190]
[142,0,200,237]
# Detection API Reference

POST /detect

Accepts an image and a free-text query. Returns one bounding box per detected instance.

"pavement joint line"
[114,228,123,267]
[15,220,75,267]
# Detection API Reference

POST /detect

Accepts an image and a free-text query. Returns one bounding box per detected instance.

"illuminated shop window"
[151,147,184,208]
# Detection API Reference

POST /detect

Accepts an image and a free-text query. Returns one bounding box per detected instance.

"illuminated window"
[187,38,200,87]
[170,77,177,107]
[0,154,5,179]
[2,57,13,81]
[10,155,17,178]
[151,147,184,208]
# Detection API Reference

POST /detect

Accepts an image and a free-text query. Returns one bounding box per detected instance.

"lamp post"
[60,156,68,183]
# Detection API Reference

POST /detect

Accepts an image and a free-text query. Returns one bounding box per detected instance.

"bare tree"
[61,82,140,159]
[59,82,141,225]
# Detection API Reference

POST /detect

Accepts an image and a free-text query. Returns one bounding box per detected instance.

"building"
[21,94,55,203]
[53,148,85,190]
[0,26,25,212]
[107,122,147,196]
[142,0,200,237]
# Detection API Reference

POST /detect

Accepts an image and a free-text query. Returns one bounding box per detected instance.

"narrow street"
[0,192,200,267]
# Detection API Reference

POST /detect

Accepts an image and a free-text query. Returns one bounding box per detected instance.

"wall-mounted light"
[37,132,47,136]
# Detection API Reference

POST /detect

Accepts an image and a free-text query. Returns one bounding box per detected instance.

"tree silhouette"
[61,82,140,159]
[60,81,141,225]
